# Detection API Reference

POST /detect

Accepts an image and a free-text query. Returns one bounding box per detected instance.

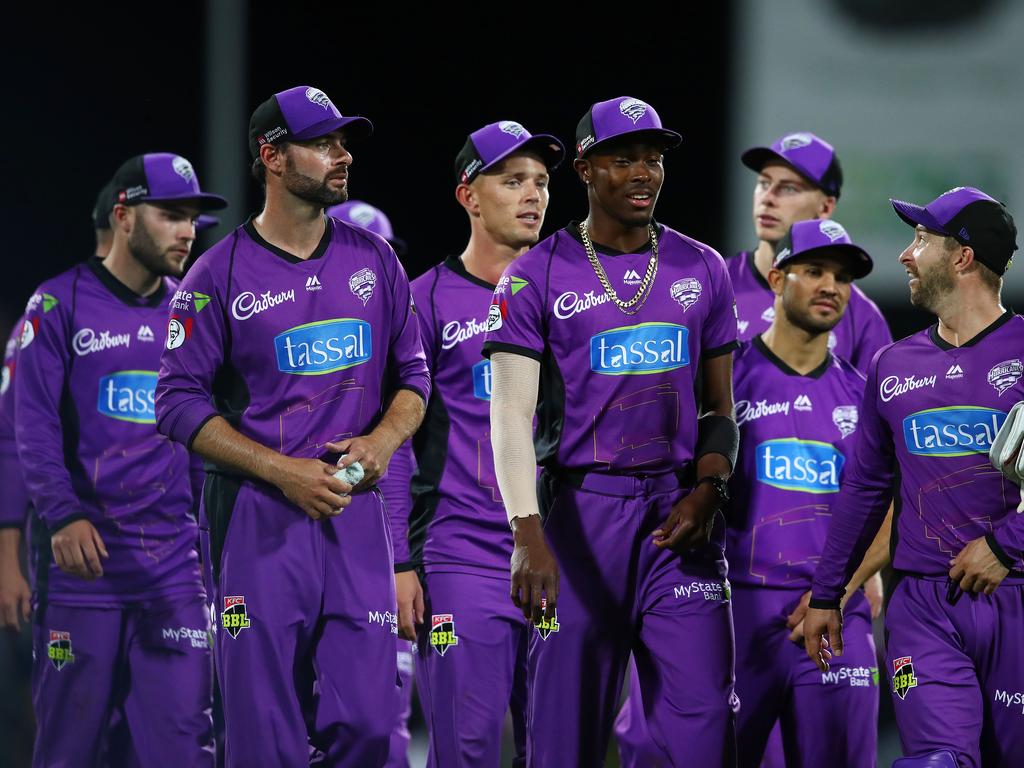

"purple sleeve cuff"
[990,529,1022,571]
[157,400,219,450]
[379,439,413,565]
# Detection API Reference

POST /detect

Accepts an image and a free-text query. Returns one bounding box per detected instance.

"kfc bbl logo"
[534,597,559,640]
[429,614,459,657]
[988,359,1023,395]
[221,596,251,639]
[349,268,377,305]
[670,277,702,311]
[47,630,74,671]
[891,656,918,700]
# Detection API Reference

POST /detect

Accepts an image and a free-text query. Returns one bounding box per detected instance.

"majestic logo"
[780,132,812,151]
[673,580,729,601]
[25,292,58,314]
[349,268,377,305]
[988,359,1023,395]
[170,289,211,313]
[166,316,192,350]
[498,121,526,138]
[553,290,610,320]
[756,439,845,493]
[305,87,332,109]
[821,665,876,687]
[590,323,689,376]
[171,156,195,182]
[97,371,158,424]
[161,626,210,649]
[735,399,790,426]
[442,318,489,350]
[472,359,492,401]
[274,319,372,375]
[231,289,295,321]
[761,306,775,323]
[670,278,702,311]
[623,268,642,286]
[737,319,750,336]
[137,325,155,342]
[486,302,504,332]
[430,614,459,656]
[73,328,131,357]
[47,630,74,671]
[305,275,323,292]
[793,394,813,412]
[221,596,251,639]
[945,363,965,380]
[619,98,648,124]
[879,374,936,403]
[534,597,559,640]
[891,656,918,700]
[832,405,859,438]
[819,221,847,242]
[902,406,1006,457]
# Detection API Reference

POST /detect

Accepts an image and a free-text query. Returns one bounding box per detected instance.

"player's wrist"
[511,513,543,543]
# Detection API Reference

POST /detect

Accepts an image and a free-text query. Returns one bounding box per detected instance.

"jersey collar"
[752,333,833,379]
[87,257,168,308]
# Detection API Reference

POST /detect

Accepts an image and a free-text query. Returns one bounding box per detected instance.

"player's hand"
[330,437,391,491]
[273,455,352,520]
[510,516,559,624]
[785,590,811,644]
[803,606,843,672]
[395,570,424,641]
[949,536,1010,595]
[0,560,31,629]
[652,483,719,552]
[861,572,884,619]
[51,519,109,580]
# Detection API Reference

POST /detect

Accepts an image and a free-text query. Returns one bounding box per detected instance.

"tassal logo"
[756,438,844,493]
[274,319,372,375]
[472,359,492,401]
[902,407,1006,457]
[589,323,689,375]
[97,371,158,424]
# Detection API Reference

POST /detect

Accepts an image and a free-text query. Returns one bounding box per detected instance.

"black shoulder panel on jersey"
[408,389,451,564]
[534,346,565,470]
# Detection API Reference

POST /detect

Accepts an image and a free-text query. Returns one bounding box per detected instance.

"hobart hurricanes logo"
[47,630,74,671]
[221,596,251,638]
[756,438,845,493]
[891,656,918,700]
[97,371,158,424]
[274,319,371,375]
[589,323,689,375]
[430,614,459,656]
[902,407,1006,457]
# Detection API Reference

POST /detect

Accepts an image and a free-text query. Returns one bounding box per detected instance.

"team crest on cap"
[988,359,1023,395]
[47,630,74,671]
[619,98,648,124]
[819,221,847,242]
[349,268,377,305]
[832,405,859,439]
[305,87,332,110]
[172,156,195,182]
[670,277,702,311]
[347,203,377,228]
[780,133,812,151]
[499,121,526,138]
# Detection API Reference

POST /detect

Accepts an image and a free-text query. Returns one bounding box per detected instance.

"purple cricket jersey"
[812,312,1024,604]
[726,336,866,588]
[0,316,28,530]
[728,251,891,373]
[14,260,202,605]
[392,256,510,576]
[155,216,429,467]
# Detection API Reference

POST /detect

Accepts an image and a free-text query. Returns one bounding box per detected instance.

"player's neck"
[761,310,830,375]
[460,231,527,286]
[584,211,651,254]
[753,240,776,279]
[103,240,162,297]
[933,286,1005,347]
[253,187,327,260]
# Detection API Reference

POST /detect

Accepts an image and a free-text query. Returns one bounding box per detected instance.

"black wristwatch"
[695,475,729,505]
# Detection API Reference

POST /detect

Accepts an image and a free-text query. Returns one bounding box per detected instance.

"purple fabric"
[31,597,213,767]
[727,251,892,375]
[379,439,414,565]
[135,153,227,208]
[741,132,837,192]
[773,219,872,277]
[275,85,372,141]
[0,315,28,528]
[465,121,564,178]
[890,187,997,233]
[579,97,682,157]
[384,640,417,768]
[812,314,1024,606]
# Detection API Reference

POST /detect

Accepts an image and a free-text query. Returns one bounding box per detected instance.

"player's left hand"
[862,572,884,619]
[948,537,1010,595]
[329,436,392,491]
[803,606,843,672]
[395,571,424,641]
[653,484,719,552]
[785,590,811,644]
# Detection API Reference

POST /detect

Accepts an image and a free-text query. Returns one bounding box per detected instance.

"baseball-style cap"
[575,97,682,159]
[91,179,117,230]
[110,153,228,211]
[249,85,373,159]
[454,121,564,185]
[196,215,220,232]
[891,187,1018,276]
[741,132,843,198]
[773,219,873,279]
[327,200,407,256]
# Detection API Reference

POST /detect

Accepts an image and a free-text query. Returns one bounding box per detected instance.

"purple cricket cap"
[575,97,682,159]
[327,200,407,256]
[454,121,564,185]
[111,153,228,212]
[890,186,1018,276]
[91,178,117,230]
[249,85,373,159]
[741,132,843,198]
[196,215,220,232]
[773,219,873,279]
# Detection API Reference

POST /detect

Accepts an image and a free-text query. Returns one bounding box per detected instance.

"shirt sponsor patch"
[97,371,158,424]
[472,359,492,401]
[988,359,1023,395]
[902,406,1006,457]
[879,374,936,403]
[231,289,295,321]
[756,438,844,493]
[166,316,192,350]
[589,323,689,375]
[73,328,131,357]
[368,609,398,635]
[274,319,372,375]
[821,665,877,687]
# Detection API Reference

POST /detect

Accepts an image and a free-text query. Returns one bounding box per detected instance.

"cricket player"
[804,187,1023,768]
[384,121,564,767]
[16,153,226,766]
[155,85,430,767]
[484,96,740,766]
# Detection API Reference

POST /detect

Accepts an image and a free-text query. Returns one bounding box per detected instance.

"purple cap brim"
[790,242,873,279]
[144,191,229,212]
[741,148,815,184]
[890,199,947,234]
[481,134,565,174]
[587,128,682,157]
[290,115,374,142]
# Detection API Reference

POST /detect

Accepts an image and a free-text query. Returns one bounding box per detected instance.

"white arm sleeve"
[489,351,541,524]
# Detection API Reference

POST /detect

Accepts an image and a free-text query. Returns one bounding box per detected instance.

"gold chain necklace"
[579,221,659,315]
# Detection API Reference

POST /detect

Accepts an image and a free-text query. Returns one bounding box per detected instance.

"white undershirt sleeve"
[489,351,541,524]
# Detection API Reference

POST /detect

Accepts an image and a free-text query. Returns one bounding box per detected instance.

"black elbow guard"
[695,414,739,471]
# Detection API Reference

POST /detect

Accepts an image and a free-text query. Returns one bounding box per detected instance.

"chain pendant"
[580,222,659,315]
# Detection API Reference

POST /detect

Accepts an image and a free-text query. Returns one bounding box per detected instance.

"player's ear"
[573,158,591,186]
[819,194,838,219]
[953,243,975,274]
[455,183,479,216]
[260,143,286,178]
[767,266,786,296]
[112,203,132,233]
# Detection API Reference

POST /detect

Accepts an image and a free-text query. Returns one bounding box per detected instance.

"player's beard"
[128,215,186,278]
[782,292,843,336]
[909,257,955,312]
[283,154,347,207]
